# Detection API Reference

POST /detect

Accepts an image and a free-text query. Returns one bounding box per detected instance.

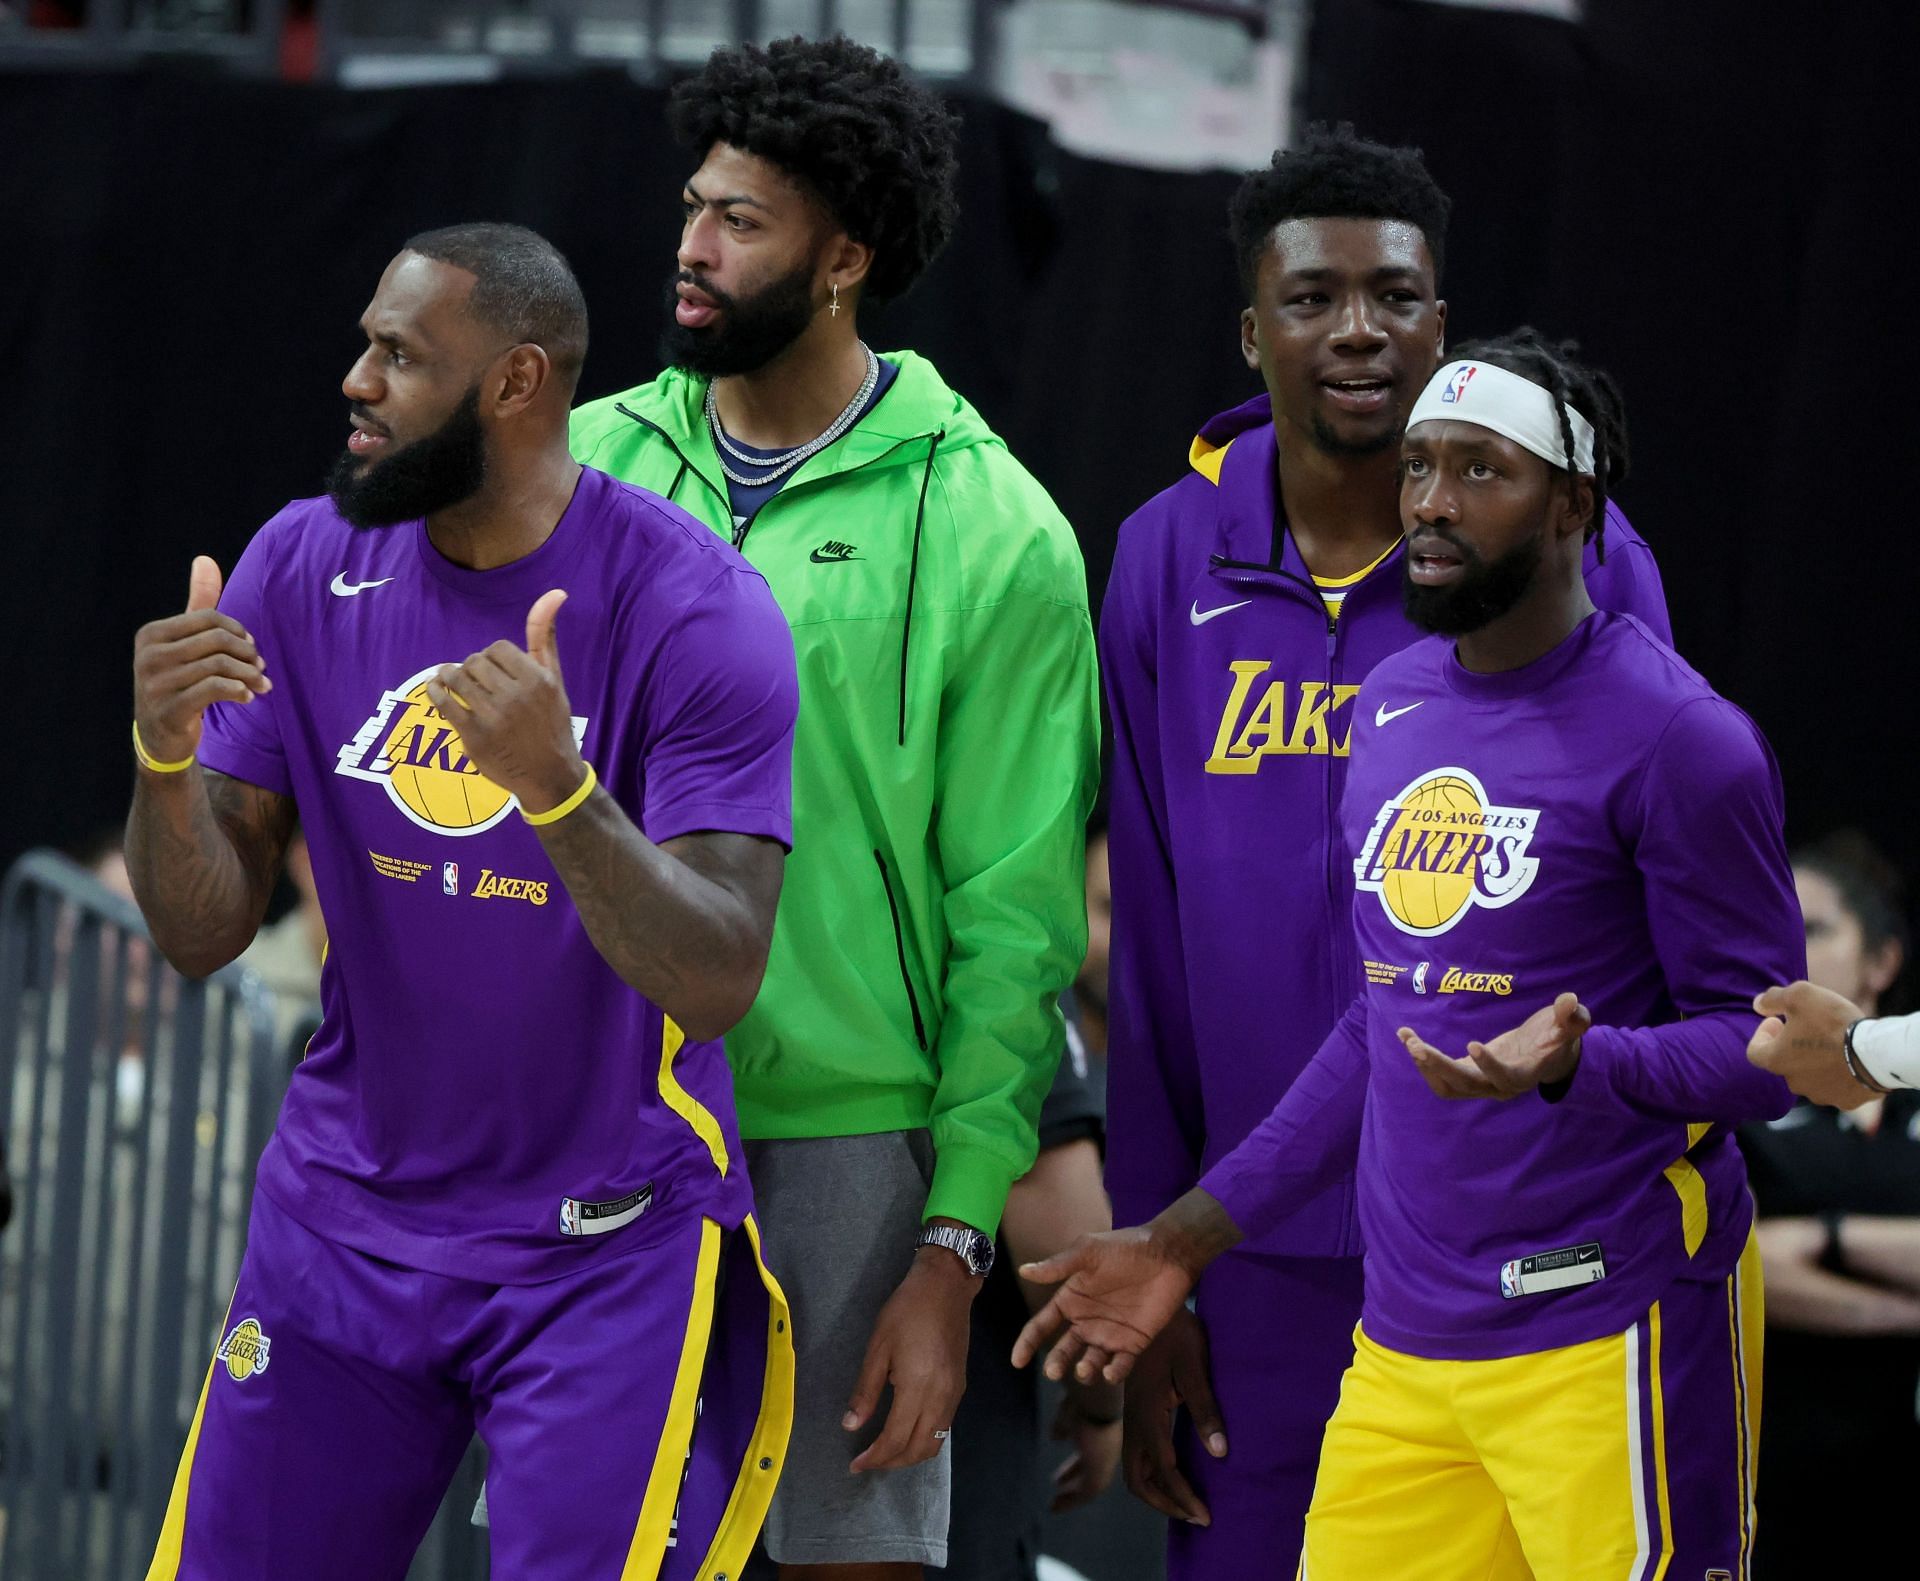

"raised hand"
[132,556,271,763]
[1748,980,1876,1109]
[1401,991,1590,1100]
[1012,1225,1200,1387]
[423,588,585,815]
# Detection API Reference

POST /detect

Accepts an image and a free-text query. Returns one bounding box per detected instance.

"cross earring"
[829,282,840,318]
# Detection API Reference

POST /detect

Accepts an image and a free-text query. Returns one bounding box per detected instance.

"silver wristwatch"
[916,1222,995,1278]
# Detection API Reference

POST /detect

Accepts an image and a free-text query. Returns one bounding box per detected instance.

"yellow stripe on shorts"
[687,1215,797,1581]
[145,1295,235,1580]
[623,1219,723,1580]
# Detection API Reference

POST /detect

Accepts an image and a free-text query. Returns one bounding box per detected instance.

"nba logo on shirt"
[443,862,459,896]
[1499,1262,1523,1299]
[559,1200,578,1236]
[1441,365,1476,403]
[1413,962,1430,994]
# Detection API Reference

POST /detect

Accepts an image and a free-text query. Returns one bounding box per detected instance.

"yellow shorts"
[1299,1231,1763,1581]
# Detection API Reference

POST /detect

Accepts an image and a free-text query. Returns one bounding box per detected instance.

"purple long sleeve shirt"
[1101,395,1672,1258]
[1201,612,1801,1358]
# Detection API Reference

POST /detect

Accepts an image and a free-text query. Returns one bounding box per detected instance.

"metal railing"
[0,850,487,1579]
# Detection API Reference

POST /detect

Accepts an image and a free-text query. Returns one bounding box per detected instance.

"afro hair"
[669,36,961,303]
[1229,122,1452,300]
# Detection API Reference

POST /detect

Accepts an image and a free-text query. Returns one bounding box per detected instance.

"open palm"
[1011,1227,1197,1385]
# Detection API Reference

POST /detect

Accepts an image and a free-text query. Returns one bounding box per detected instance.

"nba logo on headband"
[1442,365,1477,404]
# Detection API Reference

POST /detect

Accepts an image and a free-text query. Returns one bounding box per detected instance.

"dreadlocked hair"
[1448,328,1630,563]
[668,35,960,303]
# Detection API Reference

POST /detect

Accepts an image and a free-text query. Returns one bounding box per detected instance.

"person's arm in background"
[845,508,1100,1476]
[1755,1216,1920,1333]
[1003,1136,1124,1513]
[1586,500,1673,646]
[1098,531,1206,1229]
[1750,993,1920,1109]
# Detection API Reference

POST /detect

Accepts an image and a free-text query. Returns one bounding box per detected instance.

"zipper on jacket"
[615,401,945,746]
[1323,611,1341,955]
[874,851,929,1051]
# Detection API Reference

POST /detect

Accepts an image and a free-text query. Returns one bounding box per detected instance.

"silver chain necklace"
[705,344,879,488]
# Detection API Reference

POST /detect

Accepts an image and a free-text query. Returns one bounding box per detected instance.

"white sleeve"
[1852,1013,1920,1091]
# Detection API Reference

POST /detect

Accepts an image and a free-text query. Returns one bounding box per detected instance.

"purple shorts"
[145,1187,792,1580]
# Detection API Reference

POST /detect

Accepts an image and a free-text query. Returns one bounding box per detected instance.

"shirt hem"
[253,1152,746,1287]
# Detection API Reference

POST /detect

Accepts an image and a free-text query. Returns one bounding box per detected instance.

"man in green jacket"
[572,37,1099,1578]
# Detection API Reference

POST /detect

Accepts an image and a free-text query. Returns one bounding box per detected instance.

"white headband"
[1407,360,1596,474]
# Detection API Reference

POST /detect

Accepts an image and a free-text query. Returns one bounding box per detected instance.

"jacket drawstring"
[899,430,944,747]
[667,458,688,503]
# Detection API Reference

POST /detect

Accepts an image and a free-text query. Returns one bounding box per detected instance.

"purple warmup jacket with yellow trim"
[1100,393,1672,1258]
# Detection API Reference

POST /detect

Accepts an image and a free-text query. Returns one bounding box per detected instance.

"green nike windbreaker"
[571,352,1099,1234]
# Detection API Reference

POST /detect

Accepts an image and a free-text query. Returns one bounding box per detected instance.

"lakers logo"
[217,1316,272,1381]
[1353,767,1541,936]
[335,666,586,837]
[1205,661,1362,772]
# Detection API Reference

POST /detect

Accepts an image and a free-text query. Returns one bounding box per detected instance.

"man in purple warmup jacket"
[126,225,799,1580]
[1098,127,1671,1571]
[1026,331,1802,1579]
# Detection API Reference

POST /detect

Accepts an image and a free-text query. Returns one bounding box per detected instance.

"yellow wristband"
[521,762,597,826]
[132,722,196,774]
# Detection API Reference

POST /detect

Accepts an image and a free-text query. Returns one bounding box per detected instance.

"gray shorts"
[745,1130,950,1569]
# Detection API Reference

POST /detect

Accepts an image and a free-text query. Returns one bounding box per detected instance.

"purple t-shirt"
[199,466,797,1284]
[1203,612,1801,1359]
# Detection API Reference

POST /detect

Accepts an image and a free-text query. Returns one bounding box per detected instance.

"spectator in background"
[1739,833,1920,1578]
[72,826,157,1127]
[948,814,1124,1581]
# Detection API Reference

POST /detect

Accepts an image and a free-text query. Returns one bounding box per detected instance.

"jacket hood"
[1187,391,1274,485]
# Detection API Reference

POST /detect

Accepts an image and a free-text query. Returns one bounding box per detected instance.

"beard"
[658,260,817,378]
[326,386,487,530]
[1401,528,1544,636]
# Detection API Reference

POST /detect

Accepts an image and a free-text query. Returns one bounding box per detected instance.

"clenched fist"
[132,556,272,764]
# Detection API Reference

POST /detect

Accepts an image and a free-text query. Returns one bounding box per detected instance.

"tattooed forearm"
[532,789,783,1041]
[126,767,296,978]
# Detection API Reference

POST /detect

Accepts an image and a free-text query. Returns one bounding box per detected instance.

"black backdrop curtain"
[1,0,1910,894]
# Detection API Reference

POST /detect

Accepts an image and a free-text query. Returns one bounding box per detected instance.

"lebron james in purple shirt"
[127,225,799,1580]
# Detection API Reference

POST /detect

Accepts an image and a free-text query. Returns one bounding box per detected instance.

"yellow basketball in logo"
[376,683,514,832]
[1381,773,1484,931]
[218,1317,271,1381]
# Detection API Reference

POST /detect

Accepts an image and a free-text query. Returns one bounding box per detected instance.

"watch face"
[963,1231,995,1277]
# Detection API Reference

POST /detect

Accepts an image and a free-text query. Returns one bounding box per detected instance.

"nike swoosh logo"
[330,574,394,597]
[808,549,862,563]
[1189,599,1252,626]
[1375,702,1424,726]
